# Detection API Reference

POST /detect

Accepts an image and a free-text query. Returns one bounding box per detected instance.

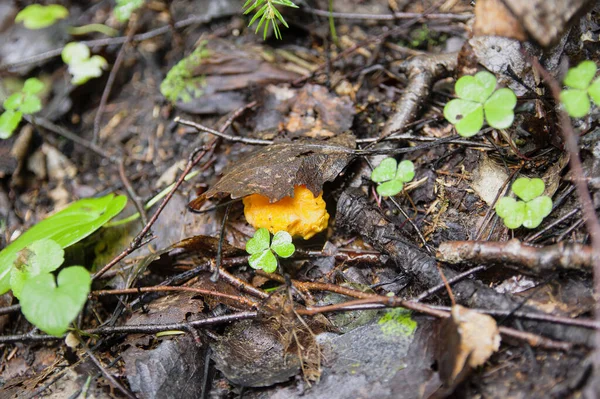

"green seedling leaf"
[512,177,545,202]
[114,0,145,23]
[271,231,295,258]
[246,228,271,254]
[249,250,277,273]
[396,160,415,182]
[443,99,484,137]
[0,110,22,139]
[15,4,69,29]
[588,78,600,105]
[564,60,597,90]
[3,93,23,111]
[560,89,591,118]
[19,94,42,114]
[0,194,127,294]
[371,158,397,183]
[496,197,526,229]
[10,239,64,299]
[523,196,552,229]
[22,78,45,95]
[62,43,108,85]
[20,266,91,337]
[376,180,405,197]
[484,88,517,129]
[455,71,497,103]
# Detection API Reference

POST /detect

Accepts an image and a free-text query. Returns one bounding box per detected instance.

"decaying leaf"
[194,132,356,205]
[437,305,501,388]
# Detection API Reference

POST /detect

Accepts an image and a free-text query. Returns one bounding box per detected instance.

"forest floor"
[1,0,600,398]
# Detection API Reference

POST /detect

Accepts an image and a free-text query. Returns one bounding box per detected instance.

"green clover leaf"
[271,231,295,258]
[246,228,295,274]
[560,61,600,118]
[15,4,69,29]
[20,266,91,337]
[22,78,45,95]
[3,93,23,111]
[496,177,553,229]
[62,43,108,86]
[371,158,415,197]
[512,177,545,202]
[563,60,597,90]
[10,239,64,299]
[114,0,145,23]
[0,110,23,139]
[444,71,517,137]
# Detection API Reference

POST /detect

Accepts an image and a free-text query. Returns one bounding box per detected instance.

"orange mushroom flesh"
[243,185,329,240]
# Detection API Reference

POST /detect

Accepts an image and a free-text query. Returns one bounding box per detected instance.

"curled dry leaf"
[191,132,356,208]
[437,305,501,388]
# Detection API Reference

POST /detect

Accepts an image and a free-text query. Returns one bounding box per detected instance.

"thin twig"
[118,157,148,226]
[175,118,273,145]
[414,265,488,301]
[303,8,472,21]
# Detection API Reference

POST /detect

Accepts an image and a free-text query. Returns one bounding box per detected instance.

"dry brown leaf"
[437,305,501,387]
[192,132,356,207]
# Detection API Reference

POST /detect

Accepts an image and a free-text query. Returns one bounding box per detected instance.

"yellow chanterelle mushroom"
[243,185,329,240]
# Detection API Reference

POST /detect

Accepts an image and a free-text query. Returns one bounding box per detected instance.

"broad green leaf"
[15,4,69,29]
[0,110,22,139]
[246,228,271,254]
[523,196,553,229]
[512,177,545,202]
[588,78,600,106]
[0,194,127,294]
[371,158,397,183]
[22,78,45,95]
[564,60,597,90]
[560,89,590,118]
[495,197,518,219]
[249,250,277,273]
[455,72,496,103]
[396,160,415,182]
[271,231,295,258]
[484,88,516,129]
[376,180,404,197]
[20,266,91,337]
[444,99,484,137]
[3,93,23,111]
[10,239,64,299]
[68,55,108,85]
[19,94,42,114]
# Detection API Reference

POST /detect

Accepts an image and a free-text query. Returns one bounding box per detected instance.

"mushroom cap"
[243,185,329,240]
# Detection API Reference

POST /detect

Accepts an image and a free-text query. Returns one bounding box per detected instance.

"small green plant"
[444,71,517,137]
[246,228,295,273]
[243,0,298,40]
[15,4,69,29]
[0,77,45,139]
[114,0,145,23]
[560,60,600,118]
[0,194,127,294]
[495,177,553,229]
[15,240,91,337]
[61,42,108,85]
[370,158,415,197]
[160,41,210,103]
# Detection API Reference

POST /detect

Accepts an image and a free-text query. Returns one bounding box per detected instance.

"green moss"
[160,41,211,103]
[378,308,417,337]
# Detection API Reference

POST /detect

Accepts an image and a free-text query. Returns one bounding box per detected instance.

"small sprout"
[495,177,553,229]
[444,71,517,137]
[243,0,298,40]
[246,228,295,273]
[114,0,145,23]
[20,264,91,337]
[560,60,600,118]
[0,77,45,139]
[243,185,329,240]
[61,42,108,85]
[15,4,69,29]
[370,158,415,197]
